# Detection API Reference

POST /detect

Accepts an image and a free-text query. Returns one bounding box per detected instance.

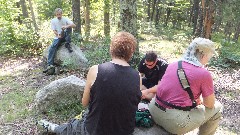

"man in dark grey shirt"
[138,51,168,100]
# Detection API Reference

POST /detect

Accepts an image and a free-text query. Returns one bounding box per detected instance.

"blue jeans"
[47,28,72,66]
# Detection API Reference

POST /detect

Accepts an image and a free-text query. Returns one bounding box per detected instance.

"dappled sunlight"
[139,39,185,63]
[0,58,42,76]
[184,126,238,135]
[208,67,240,133]
[216,127,238,135]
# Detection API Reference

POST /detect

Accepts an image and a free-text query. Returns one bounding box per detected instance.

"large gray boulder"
[134,125,171,135]
[35,75,85,112]
[134,125,198,135]
[43,43,88,69]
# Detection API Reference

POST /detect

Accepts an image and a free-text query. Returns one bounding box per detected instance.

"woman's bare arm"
[82,65,98,107]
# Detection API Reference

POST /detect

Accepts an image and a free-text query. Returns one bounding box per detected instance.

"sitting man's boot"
[43,67,48,73]
[43,65,55,75]
[65,43,73,53]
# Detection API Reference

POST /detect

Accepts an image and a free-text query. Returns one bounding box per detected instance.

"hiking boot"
[43,65,55,75]
[55,66,64,75]
[43,68,48,73]
[65,43,73,53]
[43,65,53,73]
[47,66,55,75]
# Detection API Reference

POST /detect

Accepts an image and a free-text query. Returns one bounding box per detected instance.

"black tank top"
[85,62,141,135]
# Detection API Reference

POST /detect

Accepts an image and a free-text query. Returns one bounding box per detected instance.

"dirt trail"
[0,56,239,134]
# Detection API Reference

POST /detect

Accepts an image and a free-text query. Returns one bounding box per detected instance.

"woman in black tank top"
[82,32,141,135]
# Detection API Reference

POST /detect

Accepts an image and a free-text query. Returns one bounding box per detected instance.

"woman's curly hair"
[110,31,137,62]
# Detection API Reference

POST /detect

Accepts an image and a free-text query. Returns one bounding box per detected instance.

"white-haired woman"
[142,38,223,135]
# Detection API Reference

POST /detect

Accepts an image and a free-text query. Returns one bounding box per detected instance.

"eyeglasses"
[144,61,156,66]
[145,63,154,66]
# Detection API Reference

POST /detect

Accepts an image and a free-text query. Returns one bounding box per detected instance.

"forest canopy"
[0,0,239,67]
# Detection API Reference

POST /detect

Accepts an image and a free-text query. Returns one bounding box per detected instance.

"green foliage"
[0,0,19,22]
[71,32,83,46]
[222,1,240,24]
[0,76,35,122]
[36,0,72,20]
[62,58,79,70]
[0,0,48,57]
[210,33,240,68]
[83,37,112,67]
[129,51,142,69]
[44,100,83,121]
[0,21,42,56]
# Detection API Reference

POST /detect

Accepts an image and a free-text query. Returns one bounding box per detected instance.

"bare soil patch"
[0,56,239,134]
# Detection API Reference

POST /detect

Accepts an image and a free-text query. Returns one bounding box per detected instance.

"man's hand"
[61,25,68,30]
[57,34,62,38]
[196,95,203,105]
[141,89,149,99]
[196,98,202,105]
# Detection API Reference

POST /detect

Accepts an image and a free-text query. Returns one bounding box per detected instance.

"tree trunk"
[155,0,160,26]
[151,0,157,21]
[233,22,240,41]
[119,0,138,38]
[119,0,139,67]
[20,0,29,18]
[112,0,116,25]
[192,0,200,34]
[212,0,223,32]
[202,0,215,39]
[165,2,173,27]
[195,1,203,37]
[85,0,90,41]
[147,0,151,22]
[28,0,38,32]
[104,0,110,37]
[188,0,193,27]
[16,2,22,24]
[72,0,81,34]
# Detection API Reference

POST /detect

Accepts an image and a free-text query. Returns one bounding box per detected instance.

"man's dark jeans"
[142,77,156,89]
[47,28,72,66]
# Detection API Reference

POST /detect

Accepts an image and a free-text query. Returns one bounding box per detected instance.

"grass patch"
[0,88,36,122]
[139,37,188,63]
[82,38,111,67]
[43,101,84,123]
[210,33,240,68]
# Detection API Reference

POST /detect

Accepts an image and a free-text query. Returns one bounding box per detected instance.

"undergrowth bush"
[0,20,52,57]
[82,36,141,69]
[44,100,83,122]
[82,37,112,67]
[210,33,240,68]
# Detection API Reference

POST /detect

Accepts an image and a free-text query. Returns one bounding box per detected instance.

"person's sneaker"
[38,119,59,132]
[138,99,150,110]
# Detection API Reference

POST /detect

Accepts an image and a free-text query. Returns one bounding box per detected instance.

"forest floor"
[0,38,239,134]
